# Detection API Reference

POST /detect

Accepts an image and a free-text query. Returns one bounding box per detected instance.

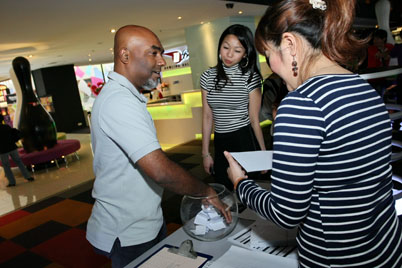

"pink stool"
[3,139,81,172]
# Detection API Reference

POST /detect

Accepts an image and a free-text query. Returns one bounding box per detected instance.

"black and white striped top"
[200,64,261,133]
[236,74,402,267]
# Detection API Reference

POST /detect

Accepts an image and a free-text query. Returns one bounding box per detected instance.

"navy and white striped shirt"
[237,74,402,267]
[200,64,261,133]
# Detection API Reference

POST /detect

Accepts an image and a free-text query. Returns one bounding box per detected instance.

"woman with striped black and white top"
[200,24,266,190]
[224,0,402,267]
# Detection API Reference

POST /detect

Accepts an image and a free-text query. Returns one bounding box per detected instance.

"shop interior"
[0,0,401,267]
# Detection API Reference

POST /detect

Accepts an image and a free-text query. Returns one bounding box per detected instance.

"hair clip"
[309,0,327,11]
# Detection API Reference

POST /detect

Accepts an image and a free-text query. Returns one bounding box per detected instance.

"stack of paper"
[208,245,298,268]
[191,204,227,235]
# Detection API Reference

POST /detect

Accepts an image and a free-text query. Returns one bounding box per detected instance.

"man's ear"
[119,48,129,64]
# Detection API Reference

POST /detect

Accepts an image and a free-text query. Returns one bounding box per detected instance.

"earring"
[292,56,298,77]
[241,57,249,68]
[219,54,222,60]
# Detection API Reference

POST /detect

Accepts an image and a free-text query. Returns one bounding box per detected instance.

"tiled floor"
[0,133,187,218]
[0,133,95,217]
[1,131,401,267]
[0,136,213,267]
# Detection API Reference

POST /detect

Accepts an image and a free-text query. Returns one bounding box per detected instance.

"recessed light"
[109,48,113,51]
[200,21,204,24]
[238,11,243,14]
[89,59,92,62]
[28,55,33,58]
[110,28,116,33]
[177,16,182,20]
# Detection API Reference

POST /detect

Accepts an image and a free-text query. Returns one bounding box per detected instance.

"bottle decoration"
[10,57,57,153]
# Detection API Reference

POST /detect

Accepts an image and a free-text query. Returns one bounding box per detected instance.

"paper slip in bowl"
[229,151,273,172]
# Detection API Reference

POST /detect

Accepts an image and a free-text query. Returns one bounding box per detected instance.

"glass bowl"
[180,183,238,241]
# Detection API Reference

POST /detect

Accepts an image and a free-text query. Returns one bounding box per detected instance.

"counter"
[146,90,203,147]
[146,89,272,148]
[124,206,298,268]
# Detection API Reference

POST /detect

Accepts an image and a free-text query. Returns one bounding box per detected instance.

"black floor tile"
[165,153,194,163]
[76,221,87,231]
[0,250,51,268]
[23,196,65,213]
[177,163,198,171]
[11,221,70,249]
[69,189,95,204]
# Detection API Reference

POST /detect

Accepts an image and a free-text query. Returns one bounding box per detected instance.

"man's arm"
[137,148,210,196]
[137,149,232,222]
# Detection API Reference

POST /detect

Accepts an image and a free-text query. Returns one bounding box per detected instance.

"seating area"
[2,139,81,172]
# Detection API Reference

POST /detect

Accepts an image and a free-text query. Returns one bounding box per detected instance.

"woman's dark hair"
[215,24,261,90]
[255,0,367,70]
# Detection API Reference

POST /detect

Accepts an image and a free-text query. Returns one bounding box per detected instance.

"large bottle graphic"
[10,57,57,153]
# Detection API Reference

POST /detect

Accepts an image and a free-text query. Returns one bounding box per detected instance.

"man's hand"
[204,186,232,223]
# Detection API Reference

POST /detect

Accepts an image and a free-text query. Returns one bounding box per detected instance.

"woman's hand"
[224,151,247,186]
[203,154,214,175]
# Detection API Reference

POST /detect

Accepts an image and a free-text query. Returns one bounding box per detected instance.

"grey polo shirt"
[86,71,163,252]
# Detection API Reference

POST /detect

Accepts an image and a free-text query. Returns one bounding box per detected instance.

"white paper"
[208,245,298,268]
[138,247,208,268]
[227,219,298,259]
[230,151,273,172]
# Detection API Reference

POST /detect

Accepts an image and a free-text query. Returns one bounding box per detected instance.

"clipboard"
[134,243,213,268]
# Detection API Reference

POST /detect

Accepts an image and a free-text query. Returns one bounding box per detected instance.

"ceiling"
[1,0,400,82]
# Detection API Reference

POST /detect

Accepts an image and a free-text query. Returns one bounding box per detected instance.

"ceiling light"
[238,11,243,14]
[177,16,182,20]
[200,21,204,24]
[110,28,116,33]
[89,59,92,62]
[109,48,113,51]
[28,55,33,58]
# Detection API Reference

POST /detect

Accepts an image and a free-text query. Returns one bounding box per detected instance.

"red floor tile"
[0,210,31,227]
[31,228,109,268]
[0,240,26,263]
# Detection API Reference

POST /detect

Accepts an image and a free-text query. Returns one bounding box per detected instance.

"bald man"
[86,25,230,268]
